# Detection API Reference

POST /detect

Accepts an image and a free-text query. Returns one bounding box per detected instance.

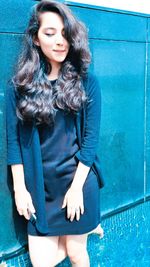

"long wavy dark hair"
[12,1,91,125]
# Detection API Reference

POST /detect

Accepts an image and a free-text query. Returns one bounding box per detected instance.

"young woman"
[6,1,104,266]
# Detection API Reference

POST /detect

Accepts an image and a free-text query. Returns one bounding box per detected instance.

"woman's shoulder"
[83,72,99,82]
[82,72,101,95]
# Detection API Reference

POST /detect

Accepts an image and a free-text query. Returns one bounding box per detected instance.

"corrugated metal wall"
[0,0,149,255]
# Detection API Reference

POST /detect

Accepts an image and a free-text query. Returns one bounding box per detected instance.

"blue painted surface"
[0,0,149,264]
[70,6,147,41]
[146,43,150,197]
[66,3,149,215]
[90,39,145,214]
[148,18,150,42]
[0,0,33,32]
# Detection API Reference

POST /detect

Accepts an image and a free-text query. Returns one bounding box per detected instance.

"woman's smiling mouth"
[53,49,66,52]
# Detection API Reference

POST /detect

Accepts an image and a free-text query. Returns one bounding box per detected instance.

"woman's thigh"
[28,235,59,267]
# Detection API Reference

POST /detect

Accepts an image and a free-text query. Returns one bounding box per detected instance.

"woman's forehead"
[39,12,64,29]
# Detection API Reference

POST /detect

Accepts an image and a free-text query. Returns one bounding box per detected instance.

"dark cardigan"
[6,73,104,234]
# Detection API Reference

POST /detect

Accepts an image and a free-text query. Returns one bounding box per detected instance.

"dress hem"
[28,220,100,237]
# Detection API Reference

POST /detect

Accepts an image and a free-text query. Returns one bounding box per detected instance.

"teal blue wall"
[68,3,150,216]
[0,0,149,253]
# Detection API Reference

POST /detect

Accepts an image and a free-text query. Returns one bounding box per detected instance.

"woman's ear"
[33,36,40,47]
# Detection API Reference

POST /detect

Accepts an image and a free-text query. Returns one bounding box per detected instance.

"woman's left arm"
[62,161,90,221]
[62,74,101,221]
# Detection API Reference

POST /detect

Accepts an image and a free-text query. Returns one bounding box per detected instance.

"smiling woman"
[34,12,70,79]
[6,1,103,267]
[13,1,91,125]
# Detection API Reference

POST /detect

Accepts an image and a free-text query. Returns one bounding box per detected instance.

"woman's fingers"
[24,208,31,220]
[80,204,84,215]
[15,190,36,220]
[67,206,84,221]
[75,205,84,221]
[17,208,24,216]
[62,188,84,221]
[75,208,80,221]
[17,206,30,220]
[17,203,32,220]
[26,197,36,220]
[28,199,36,214]
[68,206,75,221]
[62,196,67,209]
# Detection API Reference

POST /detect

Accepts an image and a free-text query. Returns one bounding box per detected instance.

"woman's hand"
[62,187,84,222]
[14,188,35,220]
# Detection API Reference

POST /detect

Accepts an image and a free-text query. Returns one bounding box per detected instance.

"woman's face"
[35,12,70,67]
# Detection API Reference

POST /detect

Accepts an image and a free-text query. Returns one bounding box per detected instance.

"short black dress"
[28,82,100,236]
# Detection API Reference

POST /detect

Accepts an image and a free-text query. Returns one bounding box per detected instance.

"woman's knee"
[66,234,88,263]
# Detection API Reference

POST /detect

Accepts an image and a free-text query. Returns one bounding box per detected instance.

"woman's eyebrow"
[43,27,65,31]
[43,27,56,30]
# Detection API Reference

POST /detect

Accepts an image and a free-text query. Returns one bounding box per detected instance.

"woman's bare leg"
[66,234,90,267]
[28,235,67,267]
[28,235,59,267]
[89,224,104,239]
[28,227,103,267]
[54,236,67,265]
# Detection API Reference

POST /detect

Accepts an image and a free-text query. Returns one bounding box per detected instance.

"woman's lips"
[53,50,66,52]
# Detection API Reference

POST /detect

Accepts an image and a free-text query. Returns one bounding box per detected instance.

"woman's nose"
[55,34,64,45]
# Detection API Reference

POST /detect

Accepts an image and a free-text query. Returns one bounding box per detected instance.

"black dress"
[28,82,100,236]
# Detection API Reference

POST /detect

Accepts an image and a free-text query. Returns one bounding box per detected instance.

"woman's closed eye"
[45,33,54,37]
[44,30,66,38]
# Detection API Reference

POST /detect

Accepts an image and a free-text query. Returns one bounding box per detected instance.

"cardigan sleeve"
[75,74,101,167]
[6,84,23,165]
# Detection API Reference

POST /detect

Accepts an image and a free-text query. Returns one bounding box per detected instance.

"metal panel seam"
[144,17,149,201]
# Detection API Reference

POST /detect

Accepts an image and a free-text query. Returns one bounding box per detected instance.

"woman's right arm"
[11,164,35,220]
[6,84,35,219]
